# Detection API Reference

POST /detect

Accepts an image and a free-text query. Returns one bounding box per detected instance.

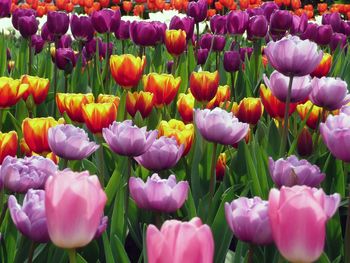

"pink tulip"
[146,217,214,263]
[45,170,107,248]
[268,185,340,263]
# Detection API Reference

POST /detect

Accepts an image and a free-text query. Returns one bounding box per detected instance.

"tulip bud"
[47,11,69,36]
[227,10,249,35]
[207,85,231,109]
[82,103,117,134]
[223,51,241,72]
[297,127,313,156]
[232,97,263,125]
[247,15,268,40]
[296,101,323,130]
[190,71,219,102]
[315,25,333,46]
[177,92,195,123]
[0,131,18,164]
[269,10,292,34]
[126,91,154,118]
[187,0,207,23]
[18,15,38,38]
[169,16,195,40]
[216,153,226,181]
[165,30,187,57]
[197,48,209,65]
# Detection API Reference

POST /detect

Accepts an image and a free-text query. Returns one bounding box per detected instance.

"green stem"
[125,157,132,224]
[0,109,3,132]
[252,39,261,86]
[96,136,105,185]
[195,23,199,55]
[231,72,236,102]
[0,201,7,228]
[279,75,294,157]
[247,245,254,263]
[28,37,32,75]
[345,162,350,263]
[67,249,77,263]
[105,32,110,93]
[209,143,218,197]
[155,212,163,228]
[53,36,59,118]
[27,241,36,263]
[64,74,69,93]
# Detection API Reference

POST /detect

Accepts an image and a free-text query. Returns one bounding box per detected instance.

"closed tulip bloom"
[115,20,130,40]
[169,16,195,40]
[207,85,230,109]
[239,47,253,61]
[18,15,38,38]
[103,120,158,157]
[70,15,94,42]
[314,25,333,46]
[225,197,273,245]
[310,77,349,110]
[165,30,187,56]
[129,174,189,212]
[259,84,297,120]
[0,77,28,108]
[22,117,59,154]
[147,217,214,263]
[297,128,313,156]
[8,189,49,243]
[0,0,11,18]
[247,15,268,40]
[269,155,325,188]
[1,155,57,193]
[195,108,249,145]
[300,23,318,42]
[134,136,184,171]
[31,35,45,55]
[187,0,207,23]
[223,51,241,72]
[130,21,166,46]
[47,11,69,36]
[126,91,154,118]
[210,15,227,34]
[197,48,209,65]
[41,22,54,42]
[290,13,308,35]
[265,36,323,77]
[227,10,249,35]
[269,186,340,263]
[21,75,49,105]
[0,131,18,164]
[143,73,181,107]
[177,93,195,123]
[311,53,332,78]
[12,9,36,30]
[296,101,323,130]
[190,71,219,102]
[261,1,279,21]
[269,10,292,34]
[110,54,146,88]
[58,35,73,49]
[48,124,99,160]
[97,94,120,110]
[45,170,107,248]
[55,48,77,73]
[263,70,312,103]
[320,113,350,162]
[82,103,117,134]
[232,97,263,125]
[329,32,347,51]
[216,153,226,180]
[199,33,226,52]
[91,9,121,34]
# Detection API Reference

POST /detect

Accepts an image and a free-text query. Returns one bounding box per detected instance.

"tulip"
[320,113,350,162]
[187,0,207,23]
[223,51,241,73]
[297,128,313,156]
[177,93,195,123]
[147,217,214,263]
[210,14,227,34]
[216,153,226,180]
[269,186,340,263]
[126,91,154,118]
[296,101,323,130]
[56,93,94,123]
[263,70,312,103]
[269,155,325,188]
[45,170,107,248]
[290,13,308,35]
[130,21,166,46]
[57,35,72,49]
[311,53,332,79]
[239,47,253,61]
[310,77,349,111]
[48,124,99,160]
[70,15,94,42]
[134,136,184,171]
[0,131,17,164]
[91,9,121,34]
[225,197,273,245]
[21,75,49,105]
[0,77,28,108]
[196,49,209,65]
[169,16,195,40]
[0,0,11,18]
[232,97,263,125]
[247,15,268,40]
[1,155,57,193]
[143,73,181,107]
[103,120,158,157]
[115,20,130,40]
[82,103,117,134]
[195,108,249,145]
[47,11,69,36]
[325,12,342,33]
[18,15,38,39]
[261,1,279,20]
[158,119,194,156]
[314,25,333,46]
[190,71,219,102]
[246,8,264,17]
[8,189,49,243]
[97,94,120,110]
[129,174,189,212]
[31,35,45,55]
[22,117,59,154]
[329,33,347,51]
[54,48,77,73]
[264,36,323,77]
[110,54,146,89]
[199,33,226,52]
[207,85,231,109]
[12,9,36,30]
[41,22,54,42]
[300,23,318,42]
[165,30,187,56]
[269,10,292,34]
[227,10,249,35]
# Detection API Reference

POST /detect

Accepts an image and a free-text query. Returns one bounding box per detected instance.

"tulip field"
[1,0,350,262]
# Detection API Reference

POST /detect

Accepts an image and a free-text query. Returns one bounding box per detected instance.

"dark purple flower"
[12,9,36,30]
[199,33,226,52]
[18,15,38,39]
[340,21,350,36]
[224,51,241,72]
[269,10,293,33]
[70,14,94,42]
[99,41,114,59]
[58,34,72,48]
[6,48,11,60]
[290,13,308,35]
[315,25,333,46]
[167,60,174,74]
[210,14,227,34]
[31,35,45,54]
[300,23,318,42]
[114,20,130,40]
[187,0,207,23]
[130,21,166,46]
[247,15,268,40]
[197,48,209,65]
[47,11,69,36]
[239,47,253,61]
[94,216,108,239]
[330,33,347,51]
[169,16,195,40]
[91,9,121,34]
[0,0,11,18]
[261,1,279,21]
[227,10,249,35]
[54,48,77,73]
[328,12,342,33]
[41,22,54,42]
[246,7,264,17]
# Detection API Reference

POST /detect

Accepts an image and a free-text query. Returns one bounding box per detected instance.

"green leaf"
[102,232,115,263]
[243,143,262,197]
[112,235,131,263]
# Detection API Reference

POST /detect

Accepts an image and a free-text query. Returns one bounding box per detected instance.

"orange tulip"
[215,1,223,10]
[126,91,154,118]
[219,0,233,8]
[22,117,59,154]
[20,137,32,157]
[216,153,226,181]
[207,85,231,109]
[143,73,181,107]
[110,54,146,89]
[0,131,18,164]
[0,77,28,108]
[56,93,94,123]
[259,84,297,120]
[317,3,328,13]
[177,92,195,123]
[207,9,216,17]
[165,29,187,57]
[158,119,194,156]
[97,94,120,110]
[21,75,50,105]
[123,1,133,12]
[232,97,264,125]
[82,103,117,134]
[310,53,332,78]
[189,71,219,103]
[296,101,323,130]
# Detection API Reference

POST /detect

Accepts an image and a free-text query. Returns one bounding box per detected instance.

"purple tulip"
[41,22,54,42]
[226,10,249,35]
[129,174,189,212]
[130,21,166,46]
[263,70,312,102]
[195,107,249,145]
[169,16,195,40]
[225,197,273,245]
[12,9,36,30]
[187,0,207,23]
[0,156,57,193]
[315,25,333,46]
[210,15,227,34]
[31,35,45,54]
[47,11,69,36]
[290,13,308,35]
[199,33,226,52]
[114,20,130,40]
[167,60,174,74]
[224,51,241,72]
[247,15,268,40]
[70,15,94,42]
[99,41,114,59]
[94,216,108,239]
[246,7,264,17]
[134,137,184,171]
[8,189,50,243]
[264,36,323,77]
[300,23,318,42]
[329,33,347,51]
[270,10,293,33]
[328,12,342,33]
[261,1,279,21]
[18,15,38,39]
[48,124,99,160]
[341,21,350,36]
[54,48,77,73]
[239,47,253,61]
[84,38,113,61]
[57,34,72,48]
[309,77,349,110]
[197,48,209,65]
[103,120,158,157]
[341,105,350,115]
[0,0,11,18]
[269,155,325,188]
[91,9,121,34]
